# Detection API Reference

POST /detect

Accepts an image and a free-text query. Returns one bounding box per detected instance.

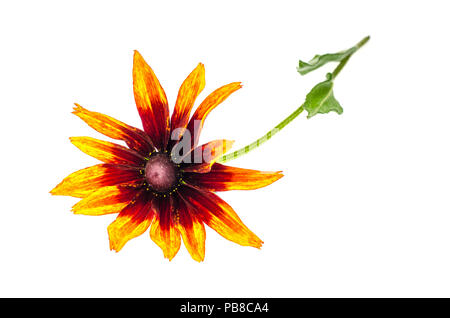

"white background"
[1,0,449,297]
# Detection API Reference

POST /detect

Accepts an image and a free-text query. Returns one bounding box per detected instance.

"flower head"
[51,51,283,261]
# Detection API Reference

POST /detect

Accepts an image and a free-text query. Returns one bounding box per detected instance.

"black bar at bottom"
[1,298,449,316]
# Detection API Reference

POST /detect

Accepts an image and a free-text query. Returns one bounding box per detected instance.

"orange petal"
[50,164,142,198]
[180,185,263,248]
[170,63,205,141]
[186,82,242,147]
[71,186,141,215]
[150,197,181,261]
[185,163,283,191]
[72,104,153,154]
[107,192,155,252]
[133,51,170,150]
[181,140,234,173]
[175,195,206,262]
[70,137,146,165]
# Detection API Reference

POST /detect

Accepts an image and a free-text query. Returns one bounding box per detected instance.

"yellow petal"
[72,103,153,153]
[70,136,145,165]
[107,194,154,252]
[182,140,234,173]
[149,198,181,261]
[50,164,142,198]
[171,63,206,140]
[186,82,242,147]
[184,163,283,191]
[176,196,206,262]
[133,51,170,149]
[180,186,263,248]
[71,186,141,216]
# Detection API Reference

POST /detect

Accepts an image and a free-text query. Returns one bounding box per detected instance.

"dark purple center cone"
[145,153,178,192]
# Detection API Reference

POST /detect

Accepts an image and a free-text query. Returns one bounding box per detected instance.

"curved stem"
[217,104,304,163]
[218,36,370,164]
[331,36,369,79]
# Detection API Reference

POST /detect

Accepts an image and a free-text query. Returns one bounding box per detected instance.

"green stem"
[330,54,351,79]
[217,104,304,163]
[331,36,369,79]
[217,36,369,164]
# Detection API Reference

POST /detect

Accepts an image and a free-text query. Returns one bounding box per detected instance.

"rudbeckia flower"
[51,51,283,261]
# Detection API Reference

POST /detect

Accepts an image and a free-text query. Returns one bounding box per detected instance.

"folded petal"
[108,192,155,252]
[175,195,206,262]
[181,140,234,173]
[185,163,283,191]
[70,136,146,165]
[72,104,153,155]
[170,63,205,141]
[179,185,263,248]
[150,197,181,261]
[133,51,170,150]
[72,185,142,215]
[186,82,242,147]
[50,164,142,198]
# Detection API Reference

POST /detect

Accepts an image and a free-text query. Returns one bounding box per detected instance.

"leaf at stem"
[297,36,370,76]
[297,48,356,76]
[303,74,343,119]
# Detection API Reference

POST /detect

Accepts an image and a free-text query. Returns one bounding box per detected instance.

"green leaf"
[217,36,370,163]
[297,48,356,76]
[303,74,343,119]
[297,36,370,75]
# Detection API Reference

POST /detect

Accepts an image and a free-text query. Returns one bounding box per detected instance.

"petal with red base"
[180,185,263,248]
[133,51,170,150]
[71,186,142,215]
[70,136,146,165]
[175,195,206,262]
[186,82,242,147]
[50,164,143,198]
[72,104,153,154]
[170,63,205,141]
[150,197,181,260]
[108,192,155,252]
[184,163,283,191]
[181,140,234,173]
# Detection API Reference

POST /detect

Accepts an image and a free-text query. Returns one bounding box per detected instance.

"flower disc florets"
[145,152,179,193]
